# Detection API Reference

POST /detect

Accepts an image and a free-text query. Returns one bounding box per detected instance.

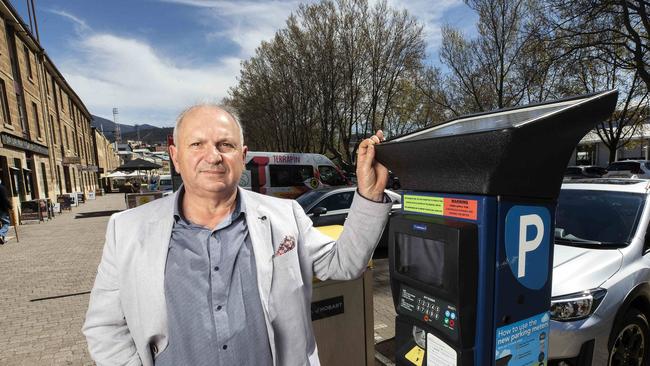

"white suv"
[604,160,650,179]
[549,178,650,365]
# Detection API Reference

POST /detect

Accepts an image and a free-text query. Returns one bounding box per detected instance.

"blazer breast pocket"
[268,248,311,363]
[271,250,303,291]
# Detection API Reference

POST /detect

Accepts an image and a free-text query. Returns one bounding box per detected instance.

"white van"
[239,152,350,199]
[158,174,173,192]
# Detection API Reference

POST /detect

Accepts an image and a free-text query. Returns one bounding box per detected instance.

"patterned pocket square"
[274,235,296,257]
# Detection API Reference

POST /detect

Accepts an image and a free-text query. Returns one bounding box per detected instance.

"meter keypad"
[399,285,459,340]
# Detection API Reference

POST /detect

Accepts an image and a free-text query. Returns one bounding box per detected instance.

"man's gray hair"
[172,103,244,147]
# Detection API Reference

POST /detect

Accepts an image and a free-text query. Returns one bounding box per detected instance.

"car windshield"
[555,189,646,247]
[607,162,640,171]
[296,190,328,209]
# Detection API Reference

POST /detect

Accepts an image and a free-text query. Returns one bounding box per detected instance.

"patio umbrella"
[115,158,162,171]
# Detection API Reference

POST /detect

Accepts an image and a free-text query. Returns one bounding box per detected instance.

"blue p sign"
[505,206,551,289]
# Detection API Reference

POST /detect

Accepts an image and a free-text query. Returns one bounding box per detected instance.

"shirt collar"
[173,185,246,225]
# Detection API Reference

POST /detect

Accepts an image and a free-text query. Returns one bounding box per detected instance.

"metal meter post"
[375,90,618,366]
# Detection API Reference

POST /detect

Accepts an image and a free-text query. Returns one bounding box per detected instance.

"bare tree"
[548,0,650,91]
[229,0,426,169]
[594,68,649,163]
[438,0,554,114]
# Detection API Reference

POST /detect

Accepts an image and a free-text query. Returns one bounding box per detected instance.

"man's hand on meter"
[357,130,389,202]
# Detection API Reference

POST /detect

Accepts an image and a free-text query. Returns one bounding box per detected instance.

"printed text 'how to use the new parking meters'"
[374,90,618,366]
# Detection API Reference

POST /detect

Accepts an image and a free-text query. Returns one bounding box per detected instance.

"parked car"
[549,178,650,365]
[604,160,650,179]
[296,186,401,248]
[564,165,607,180]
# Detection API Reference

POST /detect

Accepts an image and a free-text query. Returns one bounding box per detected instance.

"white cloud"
[163,0,302,58]
[50,2,475,126]
[382,0,470,57]
[60,33,241,126]
[46,9,90,32]
[164,0,471,60]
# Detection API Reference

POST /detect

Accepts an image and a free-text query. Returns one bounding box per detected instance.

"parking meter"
[374,90,618,366]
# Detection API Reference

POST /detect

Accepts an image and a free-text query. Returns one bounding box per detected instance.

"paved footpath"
[0,193,396,365]
[0,194,125,365]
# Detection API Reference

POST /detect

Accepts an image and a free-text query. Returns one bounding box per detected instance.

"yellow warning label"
[403,195,444,215]
[405,345,425,366]
[403,194,478,220]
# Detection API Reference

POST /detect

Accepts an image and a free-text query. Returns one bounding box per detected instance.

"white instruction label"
[427,333,457,366]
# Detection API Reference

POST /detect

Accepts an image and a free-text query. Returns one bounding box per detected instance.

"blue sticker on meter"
[495,312,549,366]
[504,205,550,290]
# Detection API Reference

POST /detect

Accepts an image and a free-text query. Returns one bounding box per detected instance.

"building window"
[40,162,48,198]
[56,165,62,195]
[0,79,10,125]
[12,158,22,198]
[23,45,32,80]
[63,125,68,149]
[16,93,28,137]
[50,74,54,98]
[49,115,56,144]
[60,91,65,112]
[23,169,31,195]
[31,102,41,138]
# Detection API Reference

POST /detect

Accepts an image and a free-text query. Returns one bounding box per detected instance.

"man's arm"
[82,215,142,366]
[295,192,391,281]
[300,130,392,280]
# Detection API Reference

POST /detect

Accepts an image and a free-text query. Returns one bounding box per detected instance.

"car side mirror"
[311,207,327,217]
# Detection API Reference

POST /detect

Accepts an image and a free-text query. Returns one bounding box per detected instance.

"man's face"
[169,107,247,197]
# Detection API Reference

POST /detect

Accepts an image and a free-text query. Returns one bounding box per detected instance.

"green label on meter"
[403,195,444,215]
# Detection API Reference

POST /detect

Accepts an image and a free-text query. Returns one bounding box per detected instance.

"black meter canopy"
[375,90,618,199]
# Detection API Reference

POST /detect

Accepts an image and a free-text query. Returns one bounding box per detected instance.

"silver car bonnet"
[552,244,623,297]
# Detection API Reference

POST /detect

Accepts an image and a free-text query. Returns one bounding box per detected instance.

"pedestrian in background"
[0,180,12,244]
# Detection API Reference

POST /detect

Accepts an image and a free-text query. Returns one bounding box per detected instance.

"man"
[0,180,11,244]
[83,104,392,366]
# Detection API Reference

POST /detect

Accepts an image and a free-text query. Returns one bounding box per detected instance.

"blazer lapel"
[140,194,175,350]
[243,192,274,308]
[241,190,277,363]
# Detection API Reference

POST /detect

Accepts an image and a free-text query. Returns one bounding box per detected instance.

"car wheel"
[608,308,650,366]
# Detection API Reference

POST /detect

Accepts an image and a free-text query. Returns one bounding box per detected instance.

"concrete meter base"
[311,269,375,366]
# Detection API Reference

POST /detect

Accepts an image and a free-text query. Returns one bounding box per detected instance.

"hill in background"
[91,115,172,145]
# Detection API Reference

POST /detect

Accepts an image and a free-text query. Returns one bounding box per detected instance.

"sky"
[10,0,477,127]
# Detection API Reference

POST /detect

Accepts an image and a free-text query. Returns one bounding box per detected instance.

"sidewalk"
[0,193,125,365]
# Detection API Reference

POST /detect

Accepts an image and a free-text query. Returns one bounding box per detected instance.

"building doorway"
[63,165,71,193]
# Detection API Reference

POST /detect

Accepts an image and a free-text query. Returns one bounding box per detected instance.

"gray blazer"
[83,188,391,366]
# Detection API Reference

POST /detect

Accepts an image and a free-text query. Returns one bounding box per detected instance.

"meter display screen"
[395,233,445,288]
